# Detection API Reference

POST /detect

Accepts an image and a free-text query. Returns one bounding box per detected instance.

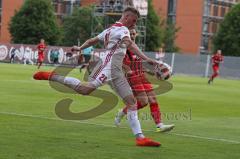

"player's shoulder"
[121,26,129,32]
[118,26,129,37]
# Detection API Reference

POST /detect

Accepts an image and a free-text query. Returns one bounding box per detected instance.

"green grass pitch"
[0,63,239,159]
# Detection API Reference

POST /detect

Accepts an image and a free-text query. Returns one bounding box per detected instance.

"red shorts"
[38,54,44,63]
[127,74,153,93]
[212,65,219,72]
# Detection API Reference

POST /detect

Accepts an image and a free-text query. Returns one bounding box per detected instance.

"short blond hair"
[123,7,140,18]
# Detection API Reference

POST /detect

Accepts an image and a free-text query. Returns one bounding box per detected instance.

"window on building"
[204,23,208,32]
[203,37,209,50]
[53,1,58,13]
[63,1,72,15]
[213,5,218,16]
[221,7,226,17]
[212,22,217,33]
[167,0,177,24]
[168,0,174,13]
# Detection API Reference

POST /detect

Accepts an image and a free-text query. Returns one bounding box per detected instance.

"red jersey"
[123,49,144,77]
[37,43,46,55]
[123,49,153,92]
[212,53,223,66]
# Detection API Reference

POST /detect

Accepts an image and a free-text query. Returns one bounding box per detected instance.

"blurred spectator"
[155,47,165,62]
[50,48,59,64]
[23,47,34,65]
[80,46,94,72]
[10,48,17,63]
[83,46,93,63]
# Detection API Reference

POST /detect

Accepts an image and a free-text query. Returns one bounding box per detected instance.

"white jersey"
[97,22,130,69]
[88,22,133,98]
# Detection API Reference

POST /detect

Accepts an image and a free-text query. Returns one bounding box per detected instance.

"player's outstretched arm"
[72,36,99,52]
[122,36,157,65]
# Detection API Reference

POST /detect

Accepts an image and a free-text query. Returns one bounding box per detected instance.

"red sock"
[150,103,161,125]
[122,101,146,114]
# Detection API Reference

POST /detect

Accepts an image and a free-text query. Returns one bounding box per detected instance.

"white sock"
[63,77,81,89]
[51,75,81,90]
[127,109,144,137]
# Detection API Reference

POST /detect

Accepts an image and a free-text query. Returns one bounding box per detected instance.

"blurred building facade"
[52,0,81,23]
[153,0,239,54]
[0,0,81,43]
[0,0,24,43]
[0,0,239,54]
[83,0,239,54]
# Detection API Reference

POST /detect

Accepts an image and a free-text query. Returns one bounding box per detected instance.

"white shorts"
[88,61,133,99]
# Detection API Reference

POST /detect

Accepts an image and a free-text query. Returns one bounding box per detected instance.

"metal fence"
[0,43,240,79]
[145,52,240,79]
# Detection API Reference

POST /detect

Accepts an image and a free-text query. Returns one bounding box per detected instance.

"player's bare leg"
[33,71,96,95]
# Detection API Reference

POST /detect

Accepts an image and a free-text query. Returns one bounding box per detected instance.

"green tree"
[145,0,162,51]
[9,0,62,45]
[62,6,97,46]
[213,3,240,56]
[163,22,180,53]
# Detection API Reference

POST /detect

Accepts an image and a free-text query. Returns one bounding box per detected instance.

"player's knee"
[124,95,137,108]
[75,87,94,95]
[79,90,91,95]
[138,99,148,107]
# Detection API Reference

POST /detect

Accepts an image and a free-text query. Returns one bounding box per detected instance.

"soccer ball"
[154,62,172,80]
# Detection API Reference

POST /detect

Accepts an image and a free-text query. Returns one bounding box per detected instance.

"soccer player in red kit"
[208,50,224,84]
[37,39,46,69]
[115,29,174,132]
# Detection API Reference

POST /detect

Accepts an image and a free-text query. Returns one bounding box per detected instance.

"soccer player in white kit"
[33,7,160,147]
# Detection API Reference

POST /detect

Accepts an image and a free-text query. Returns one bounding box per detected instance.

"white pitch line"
[170,133,240,144]
[0,111,239,144]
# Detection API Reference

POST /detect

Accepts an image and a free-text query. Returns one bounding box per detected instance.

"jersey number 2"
[99,73,107,83]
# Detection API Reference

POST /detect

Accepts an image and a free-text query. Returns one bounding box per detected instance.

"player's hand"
[147,58,159,66]
[125,70,133,77]
[71,45,80,52]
